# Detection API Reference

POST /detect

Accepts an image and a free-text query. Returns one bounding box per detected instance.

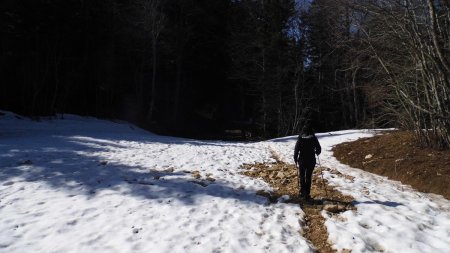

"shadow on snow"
[352,200,404,208]
[0,134,267,206]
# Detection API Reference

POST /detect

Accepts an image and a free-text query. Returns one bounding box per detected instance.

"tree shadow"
[66,132,258,149]
[352,200,404,208]
[269,136,298,143]
[0,134,268,206]
[269,130,374,143]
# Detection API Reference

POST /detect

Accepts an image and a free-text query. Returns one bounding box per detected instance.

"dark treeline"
[1,0,449,148]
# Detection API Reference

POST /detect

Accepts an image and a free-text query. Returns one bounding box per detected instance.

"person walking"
[294,123,321,201]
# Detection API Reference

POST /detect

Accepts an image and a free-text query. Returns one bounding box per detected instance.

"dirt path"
[241,150,355,253]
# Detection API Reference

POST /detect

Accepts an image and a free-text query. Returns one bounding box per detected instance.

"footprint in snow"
[132,227,143,234]
[18,160,33,165]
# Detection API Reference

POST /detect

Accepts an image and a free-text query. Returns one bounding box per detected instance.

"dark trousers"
[298,161,315,198]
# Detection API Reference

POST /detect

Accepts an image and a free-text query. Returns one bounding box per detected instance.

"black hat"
[301,122,313,135]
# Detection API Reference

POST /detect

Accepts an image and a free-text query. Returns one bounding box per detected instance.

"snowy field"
[1,112,449,253]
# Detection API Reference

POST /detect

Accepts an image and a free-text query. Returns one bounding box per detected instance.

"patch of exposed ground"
[333,131,450,199]
[241,150,355,253]
[124,168,217,187]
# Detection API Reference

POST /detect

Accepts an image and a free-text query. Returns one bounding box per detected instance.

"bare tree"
[350,0,450,148]
[140,0,166,123]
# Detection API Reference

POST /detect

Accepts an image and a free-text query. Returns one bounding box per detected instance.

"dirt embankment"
[333,131,450,199]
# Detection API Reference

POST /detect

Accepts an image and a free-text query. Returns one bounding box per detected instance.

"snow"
[1,111,449,253]
[320,139,450,253]
[0,112,310,253]
[273,130,450,253]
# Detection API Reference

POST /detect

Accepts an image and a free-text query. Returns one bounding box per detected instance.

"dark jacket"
[294,133,321,165]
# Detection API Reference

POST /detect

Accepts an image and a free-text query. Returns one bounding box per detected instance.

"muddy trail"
[241,151,356,253]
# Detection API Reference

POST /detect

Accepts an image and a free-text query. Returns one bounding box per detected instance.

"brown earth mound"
[333,131,450,199]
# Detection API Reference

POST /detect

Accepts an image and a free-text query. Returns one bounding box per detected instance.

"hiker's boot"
[298,192,304,201]
[304,195,313,204]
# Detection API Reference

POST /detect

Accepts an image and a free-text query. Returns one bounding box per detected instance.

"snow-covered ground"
[271,132,450,253]
[1,112,449,253]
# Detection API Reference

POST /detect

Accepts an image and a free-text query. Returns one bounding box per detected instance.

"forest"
[1,0,449,148]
